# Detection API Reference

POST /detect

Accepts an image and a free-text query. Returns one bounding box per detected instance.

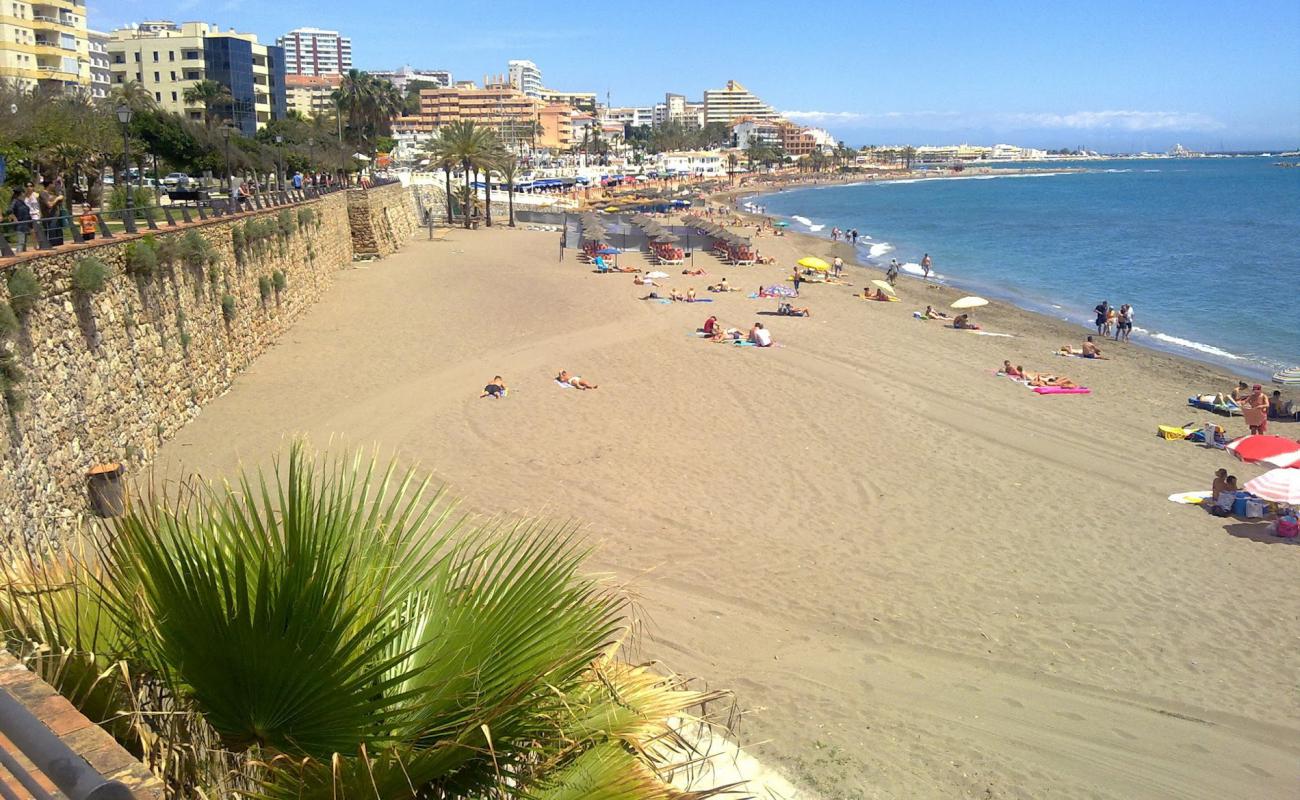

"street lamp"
[274,134,284,191]
[115,103,134,225]
[221,124,233,192]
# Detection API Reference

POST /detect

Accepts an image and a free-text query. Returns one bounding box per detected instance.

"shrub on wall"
[221,293,236,322]
[180,230,215,270]
[277,210,295,239]
[231,226,247,265]
[272,269,286,292]
[0,302,17,338]
[6,267,41,315]
[155,236,180,269]
[71,256,110,294]
[124,236,159,278]
[258,275,272,301]
[297,207,315,231]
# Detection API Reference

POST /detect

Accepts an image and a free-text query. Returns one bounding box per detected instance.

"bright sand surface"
[153,223,1299,799]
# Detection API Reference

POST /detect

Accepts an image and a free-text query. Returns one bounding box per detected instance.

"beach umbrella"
[653,233,681,243]
[1242,468,1300,504]
[645,271,669,279]
[765,284,799,298]
[1262,450,1300,469]
[871,280,896,296]
[596,247,619,255]
[774,221,790,227]
[951,296,989,310]
[798,256,831,271]
[1227,435,1300,466]
[1273,367,1300,386]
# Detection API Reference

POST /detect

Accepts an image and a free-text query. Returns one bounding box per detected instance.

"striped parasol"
[1226,435,1300,465]
[1242,468,1300,504]
[1273,366,1300,386]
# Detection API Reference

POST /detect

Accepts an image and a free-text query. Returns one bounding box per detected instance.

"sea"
[746,157,1299,378]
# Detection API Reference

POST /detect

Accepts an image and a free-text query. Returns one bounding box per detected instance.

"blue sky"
[93,0,1300,151]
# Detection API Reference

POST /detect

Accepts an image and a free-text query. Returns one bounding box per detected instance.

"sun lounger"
[1187,395,1242,416]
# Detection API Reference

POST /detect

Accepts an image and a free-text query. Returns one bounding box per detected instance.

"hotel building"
[370,65,451,91]
[0,0,91,93]
[285,72,340,118]
[393,79,543,141]
[108,21,286,135]
[87,28,110,98]
[703,80,778,125]
[277,27,351,77]
[506,59,542,97]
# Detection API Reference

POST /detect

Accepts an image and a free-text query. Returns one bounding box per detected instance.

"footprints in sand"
[1241,763,1272,778]
[1002,697,1024,709]
[1054,710,1086,721]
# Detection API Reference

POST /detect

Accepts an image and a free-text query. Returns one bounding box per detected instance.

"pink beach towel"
[1032,386,1091,395]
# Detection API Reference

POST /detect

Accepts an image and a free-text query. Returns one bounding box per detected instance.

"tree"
[182,80,232,129]
[496,149,519,227]
[334,70,403,154]
[440,121,497,228]
[0,443,738,798]
[903,145,918,169]
[423,131,457,224]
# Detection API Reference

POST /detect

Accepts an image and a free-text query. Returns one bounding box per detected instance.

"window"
[170,71,175,80]
[153,71,159,81]
[154,92,160,101]
[184,50,199,60]
[152,51,158,61]
[133,52,139,62]
[168,51,174,61]
[171,91,177,101]
[113,53,123,63]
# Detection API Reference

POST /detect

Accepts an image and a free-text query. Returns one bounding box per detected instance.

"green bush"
[297,207,315,230]
[220,293,236,321]
[180,230,213,269]
[231,226,246,264]
[271,269,286,292]
[154,236,180,268]
[71,256,110,293]
[124,236,159,278]
[277,210,295,238]
[6,267,41,315]
[0,302,17,338]
[0,352,23,411]
[107,185,157,221]
[179,330,192,349]
[258,275,272,301]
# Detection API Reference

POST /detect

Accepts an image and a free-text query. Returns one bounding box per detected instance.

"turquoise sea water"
[749,158,1299,377]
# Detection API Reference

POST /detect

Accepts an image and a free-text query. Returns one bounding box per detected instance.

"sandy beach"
[152,222,1299,799]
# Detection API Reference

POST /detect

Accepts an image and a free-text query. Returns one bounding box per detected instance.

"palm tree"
[424,130,457,224]
[108,80,157,113]
[183,80,232,129]
[903,145,918,170]
[442,121,495,228]
[495,148,520,227]
[0,443,736,798]
[334,70,403,154]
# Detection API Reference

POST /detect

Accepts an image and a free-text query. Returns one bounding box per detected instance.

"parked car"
[162,172,192,189]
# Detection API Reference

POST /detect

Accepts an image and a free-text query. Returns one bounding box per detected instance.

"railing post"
[95,213,113,239]
[163,208,176,227]
[122,210,137,235]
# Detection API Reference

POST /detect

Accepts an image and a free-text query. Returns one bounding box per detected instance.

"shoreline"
[709,179,1281,383]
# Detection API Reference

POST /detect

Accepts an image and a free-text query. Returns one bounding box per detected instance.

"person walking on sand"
[832,256,843,277]
[886,259,900,285]
[1116,303,1134,342]
[1241,384,1270,435]
[921,253,932,280]
[1094,300,1110,336]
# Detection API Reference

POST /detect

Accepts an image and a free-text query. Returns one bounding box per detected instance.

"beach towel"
[732,340,757,347]
[969,331,1014,337]
[686,298,714,303]
[1168,490,1212,505]
[555,380,574,389]
[1032,385,1088,394]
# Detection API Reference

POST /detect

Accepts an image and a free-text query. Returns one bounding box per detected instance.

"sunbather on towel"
[686,287,698,302]
[778,302,811,317]
[1002,361,1024,379]
[1025,372,1079,389]
[556,370,598,390]
[1081,336,1106,358]
[748,322,773,347]
[953,314,982,330]
[633,274,655,286]
[682,267,707,276]
[702,315,720,335]
[711,327,744,343]
[924,305,951,320]
[481,376,507,398]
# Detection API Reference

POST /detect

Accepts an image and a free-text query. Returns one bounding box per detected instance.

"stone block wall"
[0,192,357,547]
[347,182,419,257]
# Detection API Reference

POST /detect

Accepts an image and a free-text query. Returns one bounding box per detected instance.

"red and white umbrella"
[1242,469,1300,505]
[1262,449,1300,469]
[1226,435,1300,466]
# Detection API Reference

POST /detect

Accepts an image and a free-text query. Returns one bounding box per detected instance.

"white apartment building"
[703,80,778,125]
[657,150,727,176]
[507,59,542,97]
[108,21,286,135]
[603,106,655,128]
[277,27,351,76]
[370,65,451,92]
[0,0,90,93]
[87,28,111,98]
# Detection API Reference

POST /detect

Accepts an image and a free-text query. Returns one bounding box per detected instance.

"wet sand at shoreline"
[154,224,1299,799]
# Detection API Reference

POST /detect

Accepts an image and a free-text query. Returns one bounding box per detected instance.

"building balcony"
[30,15,78,32]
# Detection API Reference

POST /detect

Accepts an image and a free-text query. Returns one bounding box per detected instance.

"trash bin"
[86,463,126,517]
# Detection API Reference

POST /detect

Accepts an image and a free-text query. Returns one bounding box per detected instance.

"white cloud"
[781,109,1224,132]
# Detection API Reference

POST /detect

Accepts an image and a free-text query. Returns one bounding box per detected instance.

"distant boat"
[1273,161,1299,168]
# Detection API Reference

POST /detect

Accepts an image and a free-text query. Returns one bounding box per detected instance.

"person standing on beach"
[832,256,843,277]
[1094,300,1110,336]
[1117,304,1134,342]
[921,253,932,279]
[886,259,900,285]
[1241,385,1270,435]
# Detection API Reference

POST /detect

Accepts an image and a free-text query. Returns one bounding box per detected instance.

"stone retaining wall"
[0,187,414,547]
[348,182,419,257]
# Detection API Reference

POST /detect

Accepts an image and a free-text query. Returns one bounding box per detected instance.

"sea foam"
[867,242,893,258]
[1149,332,1243,360]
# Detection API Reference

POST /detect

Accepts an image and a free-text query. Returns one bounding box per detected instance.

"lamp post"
[274,134,284,191]
[222,124,233,192]
[115,103,134,227]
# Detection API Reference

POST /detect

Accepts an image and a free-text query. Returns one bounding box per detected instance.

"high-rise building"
[108,21,286,135]
[506,59,542,97]
[702,80,778,125]
[370,65,451,92]
[276,27,351,76]
[536,87,596,113]
[0,0,91,94]
[393,79,542,143]
[87,29,112,99]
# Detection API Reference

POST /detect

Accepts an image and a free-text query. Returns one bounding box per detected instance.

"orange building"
[537,104,574,149]
[393,80,542,137]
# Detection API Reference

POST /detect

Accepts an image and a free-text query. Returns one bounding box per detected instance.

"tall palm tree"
[442,121,495,228]
[495,148,519,227]
[334,70,403,154]
[183,80,232,129]
[108,80,156,113]
[424,130,457,224]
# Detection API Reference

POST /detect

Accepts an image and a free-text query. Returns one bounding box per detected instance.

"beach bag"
[1244,498,1265,519]
[1276,517,1298,538]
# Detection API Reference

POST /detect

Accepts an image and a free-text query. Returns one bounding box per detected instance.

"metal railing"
[0,686,135,800]
[1,184,349,260]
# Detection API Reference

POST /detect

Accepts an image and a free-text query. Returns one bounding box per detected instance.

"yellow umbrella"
[870,280,896,296]
[951,296,989,310]
[604,206,620,212]
[797,256,831,271]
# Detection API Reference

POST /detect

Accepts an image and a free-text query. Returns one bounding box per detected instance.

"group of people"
[1000,361,1081,389]
[5,177,67,251]
[701,316,773,346]
[1094,300,1135,341]
[480,370,599,397]
[830,228,861,244]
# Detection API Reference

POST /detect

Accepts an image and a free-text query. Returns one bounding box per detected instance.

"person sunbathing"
[1002,361,1024,378]
[924,305,951,320]
[682,267,707,276]
[669,288,685,302]
[686,287,698,302]
[708,278,737,292]
[480,375,507,398]
[748,322,773,347]
[778,302,812,317]
[1080,336,1106,358]
[953,314,982,330]
[633,274,655,285]
[1024,372,1079,389]
[556,370,598,390]
[711,327,743,343]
